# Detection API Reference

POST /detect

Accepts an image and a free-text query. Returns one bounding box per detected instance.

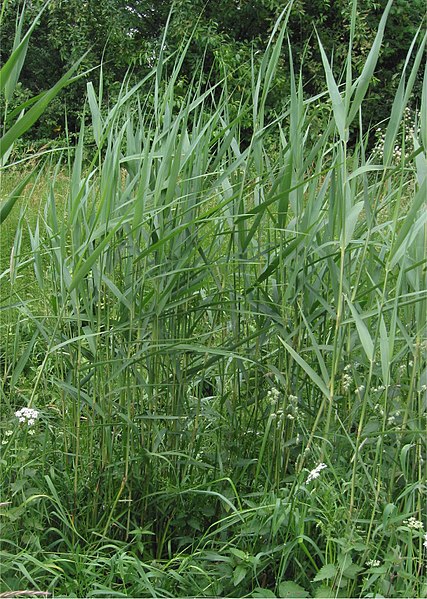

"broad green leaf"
[252,589,276,598]
[313,563,337,582]
[278,581,309,598]
[314,586,335,598]
[230,548,248,560]
[337,552,353,572]
[342,563,363,579]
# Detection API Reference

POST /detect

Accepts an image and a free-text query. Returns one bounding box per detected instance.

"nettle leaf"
[313,563,337,582]
[337,552,352,571]
[278,581,309,598]
[252,588,276,598]
[343,563,363,579]
[314,585,334,598]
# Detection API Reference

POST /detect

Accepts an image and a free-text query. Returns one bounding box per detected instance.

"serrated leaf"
[337,552,352,571]
[352,542,367,552]
[342,563,363,579]
[313,563,337,582]
[252,589,276,598]
[314,585,334,598]
[278,581,309,598]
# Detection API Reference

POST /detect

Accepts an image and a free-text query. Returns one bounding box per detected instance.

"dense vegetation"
[1,1,426,597]
[0,0,425,147]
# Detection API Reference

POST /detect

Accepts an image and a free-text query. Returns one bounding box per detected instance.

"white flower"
[403,516,424,530]
[15,407,39,427]
[306,463,327,484]
[423,533,427,549]
[366,559,381,567]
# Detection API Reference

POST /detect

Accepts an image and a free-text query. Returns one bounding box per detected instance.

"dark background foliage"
[0,0,425,147]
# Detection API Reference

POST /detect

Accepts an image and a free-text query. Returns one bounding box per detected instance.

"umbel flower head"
[403,516,424,530]
[15,407,39,427]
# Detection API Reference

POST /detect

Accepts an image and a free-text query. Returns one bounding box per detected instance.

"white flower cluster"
[403,516,424,530]
[306,463,327,484]
[373,107,420,163]
[15,407,39,427]
[424,533,427,549]
[365,559,381,568]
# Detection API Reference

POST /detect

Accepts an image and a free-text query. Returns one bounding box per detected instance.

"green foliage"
[1,3,427,598]
[1,0,425,150]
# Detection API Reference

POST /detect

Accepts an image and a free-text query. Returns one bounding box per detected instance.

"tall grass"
[1,3,426,597]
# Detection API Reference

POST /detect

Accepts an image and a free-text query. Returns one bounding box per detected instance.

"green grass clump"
[1,3,426,598]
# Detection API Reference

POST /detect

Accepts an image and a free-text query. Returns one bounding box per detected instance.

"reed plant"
[1,1,426,597]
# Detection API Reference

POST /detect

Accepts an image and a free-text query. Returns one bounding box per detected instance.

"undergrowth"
[0,2,426,597]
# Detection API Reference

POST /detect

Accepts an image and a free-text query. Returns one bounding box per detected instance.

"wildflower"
[366,559,381,567]
[14,407,39,427]
[403,516,424,530]
[423,533,427,549]
[306,463,327,484]
[28,429,36,436]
